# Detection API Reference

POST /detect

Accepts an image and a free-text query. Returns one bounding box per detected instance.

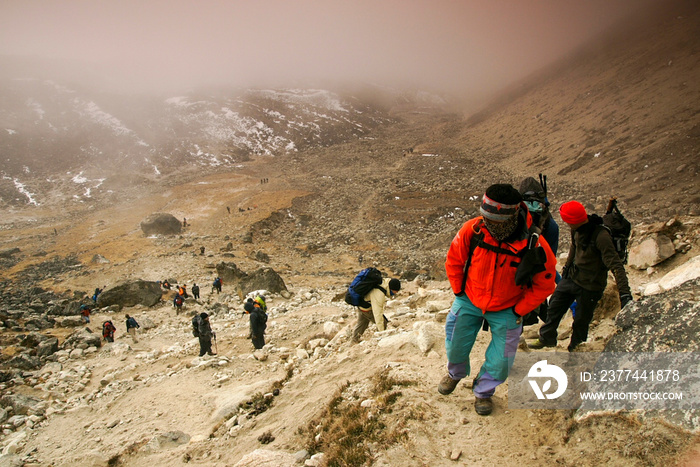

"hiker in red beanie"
[529,200,632,352]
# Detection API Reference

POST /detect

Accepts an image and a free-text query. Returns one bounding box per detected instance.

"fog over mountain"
[0,0,660,100]
[0,0,685,210]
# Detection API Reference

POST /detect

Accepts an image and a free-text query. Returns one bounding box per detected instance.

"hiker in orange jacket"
[439,183,557,416]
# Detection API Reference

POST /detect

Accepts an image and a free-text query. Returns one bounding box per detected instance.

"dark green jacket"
[564,215,631,296]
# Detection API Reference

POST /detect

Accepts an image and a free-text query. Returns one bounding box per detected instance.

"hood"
[381,278,393,298]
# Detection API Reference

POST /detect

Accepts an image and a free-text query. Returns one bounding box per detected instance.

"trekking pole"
[539,173,548,196]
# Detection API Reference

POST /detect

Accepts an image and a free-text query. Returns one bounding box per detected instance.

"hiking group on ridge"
[83,175,632,420]
[434,179,633,416]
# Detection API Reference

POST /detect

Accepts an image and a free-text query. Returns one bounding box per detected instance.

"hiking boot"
[438,374,459,395]
[528,339,555,350]
[474,397,493,416]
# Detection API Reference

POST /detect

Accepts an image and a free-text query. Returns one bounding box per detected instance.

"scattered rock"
[140,213,182,236]
[628,234,676,269]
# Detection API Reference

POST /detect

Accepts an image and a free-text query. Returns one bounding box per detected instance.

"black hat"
[200,312,208,319]
[389,278,401,292]
[244,302,255,313]
[480,184,522,221]
[518,177,545,202]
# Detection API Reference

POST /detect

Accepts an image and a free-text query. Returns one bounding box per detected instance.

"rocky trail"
[0,163,699,466]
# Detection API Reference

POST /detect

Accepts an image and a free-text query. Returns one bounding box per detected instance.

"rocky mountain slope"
[0,1,699,466]
[0,71,424,207]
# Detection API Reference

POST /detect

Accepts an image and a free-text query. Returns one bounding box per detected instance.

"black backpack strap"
[459,229,483,294]
[471,238,521,257]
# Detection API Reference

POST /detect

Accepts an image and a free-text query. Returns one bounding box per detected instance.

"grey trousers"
[352,309,376,341]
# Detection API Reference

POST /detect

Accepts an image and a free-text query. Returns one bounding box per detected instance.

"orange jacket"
[445,212,556,316]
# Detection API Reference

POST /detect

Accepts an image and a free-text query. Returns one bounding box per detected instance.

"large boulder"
[215,263,288,296]
[597,278,700,431]
[96,280,162,308]
[140,213,182,236]
[0,394,43,415]
[628,234,676,269]
[606,278,700,352]
[5,354,41,371]
[215,262,246,284]
[64,328,102,349]
[36,337,59,358]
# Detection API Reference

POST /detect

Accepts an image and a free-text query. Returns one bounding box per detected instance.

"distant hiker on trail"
[125,314,140,343]
[161,280,171,290]
[183,218,188,227]
[440,184,556,416]
[80,304,91,324]
[244,300,255,339]
[102,320,116,342]
[212,277,222,294]
[227,206,231,214]
[196,313,216,356]
[191,283,200,300]
[351,275,401,344]
[178,284,189,299]
[92,286,104,303]
[200,246,205,255]
[174,294,184,313]
[529,200,633,352]
[249,302,268,349]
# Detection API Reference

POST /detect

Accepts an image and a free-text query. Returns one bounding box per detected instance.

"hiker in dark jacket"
[197,313,216,356]
[125,314,140,343]
[92,287,103,303]
[249,305,268,349]
[191,283,200,300]
[529,200,632,352]
[519,176,562,324]
[174,294,184,313]
[518,176,559,256]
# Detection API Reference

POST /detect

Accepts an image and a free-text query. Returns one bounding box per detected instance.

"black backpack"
[602,198,632,264]
[344,267,385,308]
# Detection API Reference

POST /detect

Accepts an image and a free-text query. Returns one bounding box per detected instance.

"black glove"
[619,294,633,308]
[455,292,466,297]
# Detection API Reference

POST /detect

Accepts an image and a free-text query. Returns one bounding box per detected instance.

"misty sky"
[0,0,659,101]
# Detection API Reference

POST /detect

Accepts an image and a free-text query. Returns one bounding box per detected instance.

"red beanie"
[559,201,588,225]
